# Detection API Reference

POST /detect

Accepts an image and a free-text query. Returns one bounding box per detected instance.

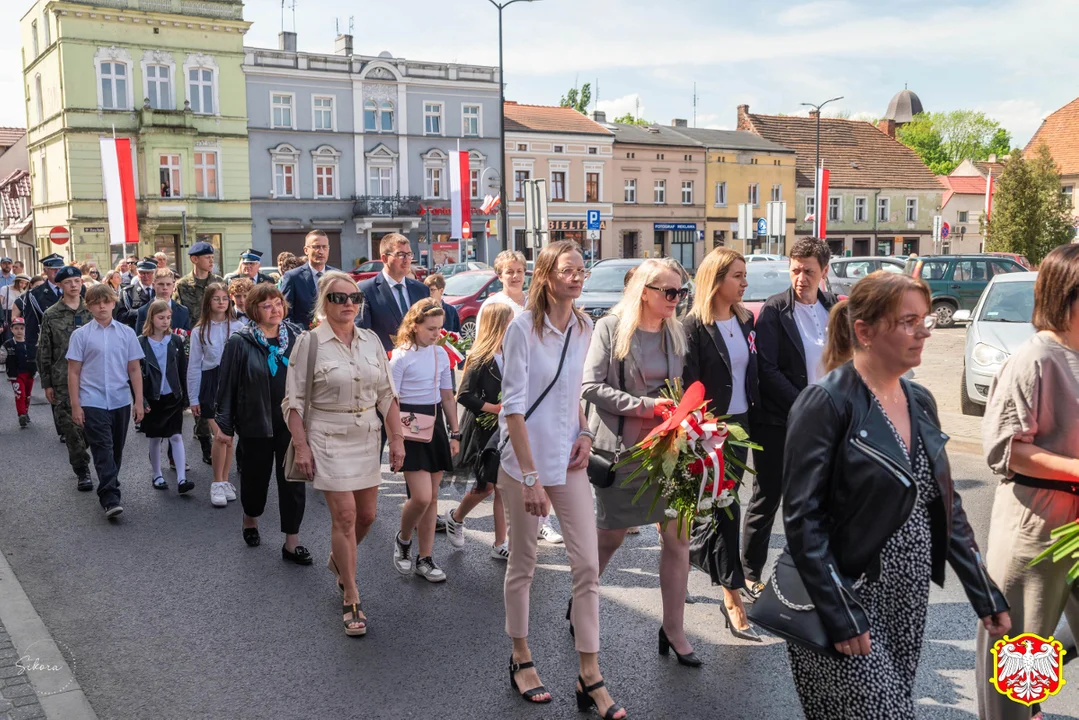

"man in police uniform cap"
[224,249,274,286]
[23,253,74,351]
[117,258,158,329]
[37,265,93,489]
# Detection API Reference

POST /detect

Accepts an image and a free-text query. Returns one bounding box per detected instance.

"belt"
[310,404,375,415]
[1011,473,1079,497]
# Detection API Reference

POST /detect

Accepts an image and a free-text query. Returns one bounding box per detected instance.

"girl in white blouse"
[388,299,461,584]
[188,283,245,507]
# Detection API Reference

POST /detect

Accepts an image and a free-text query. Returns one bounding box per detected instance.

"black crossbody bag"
[475,325,573,488]
[585,359,625,489]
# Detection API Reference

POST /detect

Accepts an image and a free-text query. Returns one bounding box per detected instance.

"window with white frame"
[828,196,841,222]
[368,166,394,196]
[624,179,636,204]
[188,67,214,114]
[425,166,443,199]
[514,169,530,201]
[315,165,336,198]
[958,210,969,223]
[714,181,727,206]
[878,197,890,222]
[771,184,782,202]
[854,196,868,222]
[313,96,334,131]
[271,93,293,129]
[424,102,443,135]
[31,21,39,57]
[274,163,295,198]
[748,182,759,207]
[159,154,182,198]
[380,101,394,132]
[42,12,50,45]
[905,197,918,222]
[146,65,172,110]
[681,181,693,205]
[99,61,129,110]
[586,172,600,203]
[38,149,47,205]
[470,169,480,199]
[363,101,377,132]
[654,179,666,204]
[806,196,816,219]
[1062,186,1073,208]
[550,170,566,201]
[194,151,218,199]
[34,75,43,124]
[462,104,481,137]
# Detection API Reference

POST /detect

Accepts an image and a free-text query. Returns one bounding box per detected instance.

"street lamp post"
[489,0,538,252]
[800,96,843,237]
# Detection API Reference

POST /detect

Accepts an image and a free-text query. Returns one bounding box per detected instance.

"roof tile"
[0,128,25,148]
[1025,97,1079,176]
[504,102,612,136]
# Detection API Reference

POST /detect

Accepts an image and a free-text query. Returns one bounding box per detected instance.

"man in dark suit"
[356,233,430,350]
[280,229,336,329]
[134,267,192,336]
[743,238,837,596]
[117,258,158,329]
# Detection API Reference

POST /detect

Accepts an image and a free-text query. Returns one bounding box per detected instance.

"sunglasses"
[327,292,363,305]
[646,285,689,302]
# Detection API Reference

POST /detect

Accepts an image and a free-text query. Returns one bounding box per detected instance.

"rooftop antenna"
[635,96,640,122]
[693,82,697,128]
[595,78,599,111]
[349,16,354,36]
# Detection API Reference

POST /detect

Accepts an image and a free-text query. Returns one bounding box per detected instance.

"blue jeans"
[81,406,131,509]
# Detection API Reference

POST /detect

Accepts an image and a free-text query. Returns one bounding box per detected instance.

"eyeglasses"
[389,251,414,260]
[646,285,689,302]
[257,300,284,313]
[327,292,363,306]
[897,314,937,335]
[555,268,586,280]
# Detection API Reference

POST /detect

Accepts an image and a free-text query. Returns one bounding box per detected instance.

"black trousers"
[237,431,305,535]
[742,422,787,583]
[81,406,131,509]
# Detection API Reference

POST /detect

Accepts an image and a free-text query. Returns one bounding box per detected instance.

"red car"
[986,252,1032,270]
[349,260,428,283]
[443,270,532,339]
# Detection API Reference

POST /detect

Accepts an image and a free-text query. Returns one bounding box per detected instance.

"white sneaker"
[414,555,447,583]
[210,482,228,508]
[393,533,413,576]
[223,482,237,502]
[538,521,563,544]
[490,541,509,561]
[444,508,465,549]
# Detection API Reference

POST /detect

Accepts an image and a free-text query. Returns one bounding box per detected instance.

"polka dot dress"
[787,396,940,720]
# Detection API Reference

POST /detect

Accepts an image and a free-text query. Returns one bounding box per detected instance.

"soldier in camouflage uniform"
[37,266,93,490]
[173,241,222,463]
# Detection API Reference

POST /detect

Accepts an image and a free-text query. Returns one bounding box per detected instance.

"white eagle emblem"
[991,634,1067,706]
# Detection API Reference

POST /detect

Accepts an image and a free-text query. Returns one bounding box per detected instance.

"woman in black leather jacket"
[215,283,310,562]
[782,271,1010,720]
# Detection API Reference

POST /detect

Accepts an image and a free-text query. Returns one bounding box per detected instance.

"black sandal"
[576,675,626,719]
[343,602,366,637]
[242,527,260,547]
[509,657,551,704]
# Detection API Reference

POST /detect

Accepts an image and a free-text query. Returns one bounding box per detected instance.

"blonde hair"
[84,284,117,306]
[494,249,526,276]
[608,258,687,360]
[394,297,445,349]
[312,271,360,322]
[690,247,750,324]
[464,302,513,373]
[379,233,411,257]
[142,298,172,336]
[153,267,174,283]
[527,240,587,334]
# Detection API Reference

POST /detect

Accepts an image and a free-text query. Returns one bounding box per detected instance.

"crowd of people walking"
[4,230,1079,720]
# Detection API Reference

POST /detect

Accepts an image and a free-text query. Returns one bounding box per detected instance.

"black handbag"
[475,326,573,489]
[747,549,845,658]
[586,359,625,489]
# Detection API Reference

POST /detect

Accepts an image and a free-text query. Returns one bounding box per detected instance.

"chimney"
[592,110,607,124]
[987,153,998,163]
[736,104,751,131]
[671,118,688,128]
[877,118,896,138]
[808,109,819,119]
[334,33,353,56]
[278,31,297,53]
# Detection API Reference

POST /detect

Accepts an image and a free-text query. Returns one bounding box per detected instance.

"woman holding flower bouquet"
[582,258,698,666]
[682,247,762,642]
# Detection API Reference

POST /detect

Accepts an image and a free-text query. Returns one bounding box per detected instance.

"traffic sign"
[941,221,951,239]
[756,218,768,236]
[587,229,600,241]
[461,221,472,240]
[49,226,70,245]
[586,210,601,231]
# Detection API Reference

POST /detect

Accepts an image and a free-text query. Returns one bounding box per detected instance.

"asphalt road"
[0,344,1076,719]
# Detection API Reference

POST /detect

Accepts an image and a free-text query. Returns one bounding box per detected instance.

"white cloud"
[777,1,858,27]
[975,100,1051,148]
[597,94,644,123]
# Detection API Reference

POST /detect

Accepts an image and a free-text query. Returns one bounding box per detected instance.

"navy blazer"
[135,299,191,337]
[280,263,338,329]
[441,301,461,334]
[356,273,430,351]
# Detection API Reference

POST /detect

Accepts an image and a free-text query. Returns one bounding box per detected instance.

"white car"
[955,271,1037,416]
[746,253,785,262]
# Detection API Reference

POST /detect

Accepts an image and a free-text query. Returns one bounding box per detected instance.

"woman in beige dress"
[285,271,405,637]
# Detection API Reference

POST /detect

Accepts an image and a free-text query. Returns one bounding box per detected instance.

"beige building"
[938,159,1002,254]
[504,102,613,261]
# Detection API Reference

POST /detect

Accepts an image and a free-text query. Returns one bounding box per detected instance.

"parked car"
[828,256,906,296]
[987,251,1032,269]
[350,260,428,283]
[955,271,1037,416]
[746,253,785,263]
[437,261,490,279]
[741,259,840,319]
[443,270,532,340]
[903,254,1027,328]
[575,258,694,320]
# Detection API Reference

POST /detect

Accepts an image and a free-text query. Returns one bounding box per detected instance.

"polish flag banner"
[448,151,472,241]
[816,167,831,239]
[985,171,994,224]
[100,138,138,245]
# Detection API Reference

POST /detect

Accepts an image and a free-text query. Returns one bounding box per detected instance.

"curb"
[0,551,98,720]
[947,436,984,457]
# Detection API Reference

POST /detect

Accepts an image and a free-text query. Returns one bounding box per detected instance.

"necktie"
[395,284,409,315]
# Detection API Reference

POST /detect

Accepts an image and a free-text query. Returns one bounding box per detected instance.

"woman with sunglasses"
[286,272,405,636]
[582,258,699,667]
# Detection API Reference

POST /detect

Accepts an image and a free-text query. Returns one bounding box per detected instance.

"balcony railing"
[353,195,422,218]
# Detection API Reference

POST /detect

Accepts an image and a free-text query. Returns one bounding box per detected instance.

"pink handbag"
[399,347,440,443]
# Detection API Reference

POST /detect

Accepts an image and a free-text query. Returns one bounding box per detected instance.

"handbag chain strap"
[768,560,816,612]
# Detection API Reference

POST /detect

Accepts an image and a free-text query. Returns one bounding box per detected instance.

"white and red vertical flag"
[816,166,831,239]
[100,137,138,245]
[448,151,472,242]
[984,171,994,225]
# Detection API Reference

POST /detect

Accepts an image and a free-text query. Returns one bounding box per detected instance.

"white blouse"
[499,311,593,487]
[717,322,750,415]
[793,300,829,385]
[388,344,453,405]
[187,318,245,403]
[476,291,526,335]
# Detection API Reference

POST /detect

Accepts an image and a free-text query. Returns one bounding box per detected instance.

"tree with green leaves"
[896,110,1012,175]
[559,83,592,115]
[983,143,1075,265]
[612,112,651,126]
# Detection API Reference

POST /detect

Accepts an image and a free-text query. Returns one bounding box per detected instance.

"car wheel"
[933,300,957,328]
[461,318,477,341]
[959,361,984,417]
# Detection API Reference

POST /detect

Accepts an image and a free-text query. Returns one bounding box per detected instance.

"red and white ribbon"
[438,329,466,366]
[747,330,757,354]
[680,410,728,510]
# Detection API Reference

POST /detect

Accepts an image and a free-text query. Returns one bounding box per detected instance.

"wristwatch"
[522,471,539,487]
[449,431,462,440]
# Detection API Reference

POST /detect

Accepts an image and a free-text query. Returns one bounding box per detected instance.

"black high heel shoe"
[719,601,762,642]
[576,675,626,719]
[566,597,575,637]
[658,627,702,667]
[509,656,551,704]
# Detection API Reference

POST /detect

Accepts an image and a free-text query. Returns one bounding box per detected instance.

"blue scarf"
[253,323,290,376]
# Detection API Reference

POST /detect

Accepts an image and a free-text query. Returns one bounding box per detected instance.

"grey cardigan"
[581,314,684,455]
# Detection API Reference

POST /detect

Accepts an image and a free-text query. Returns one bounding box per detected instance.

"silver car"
[955,271,1037,416]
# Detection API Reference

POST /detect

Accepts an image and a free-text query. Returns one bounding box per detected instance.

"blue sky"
[4,0,1075,146]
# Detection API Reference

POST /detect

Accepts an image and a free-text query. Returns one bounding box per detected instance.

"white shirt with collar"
[792,300,829,384]
[307,262,328,292]
[187,318,246,401]
[381,268,414,312]
[65,319,145,410]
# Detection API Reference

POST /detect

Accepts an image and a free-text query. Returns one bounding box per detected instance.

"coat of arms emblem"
[990,633,1067,706]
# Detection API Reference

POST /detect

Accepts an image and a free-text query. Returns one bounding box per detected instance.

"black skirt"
[143,391,185,438]
[198,367,220,415]
[400,402,454,473]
